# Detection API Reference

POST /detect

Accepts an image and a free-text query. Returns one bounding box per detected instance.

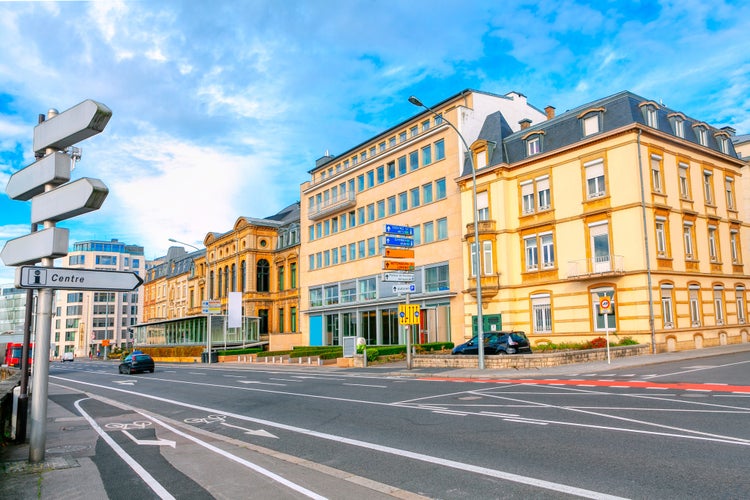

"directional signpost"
[1,99,115,464]
[383,223,417,369]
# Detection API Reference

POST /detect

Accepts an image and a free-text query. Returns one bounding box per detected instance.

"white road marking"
[645,359,750,379]
[121,430,176,448]
[343,383,387,388]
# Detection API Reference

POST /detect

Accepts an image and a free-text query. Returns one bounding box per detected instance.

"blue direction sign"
[385,236,414,248]
[384,224,414,236]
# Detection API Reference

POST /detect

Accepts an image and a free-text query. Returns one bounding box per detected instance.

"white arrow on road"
[221,421,278,439]
[122,430,176,448]
[113,380,137,386]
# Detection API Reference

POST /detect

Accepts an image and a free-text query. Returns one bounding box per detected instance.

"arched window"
[241,260,246,291]
[214,270,220,298]
[231,263,236,292]
[257,259,270,292]
[223,266,229,296]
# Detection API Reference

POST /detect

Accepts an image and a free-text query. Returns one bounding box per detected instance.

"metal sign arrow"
[16,266,143,291]
[33,99,112,154]
[0,227,69,267]
[5,152,71,201]
[30,177,109,224]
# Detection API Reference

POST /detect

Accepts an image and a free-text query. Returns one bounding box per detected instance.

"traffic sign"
[398,304,420,325]
[599,296,612,313]
[0,227,69,267]
[201,300,222,315]
[385,236,414,248]
[384,248,414,259]
[383,260,415,271]
[392,284,416,294]
[5,151,71,201]
[15,266,143,291]
[31,177,109,223]
[33,99,112,155]
[384,224,414,236]
[382,272,415,282]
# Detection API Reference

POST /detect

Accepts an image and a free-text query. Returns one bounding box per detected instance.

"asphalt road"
[47,352,750,499]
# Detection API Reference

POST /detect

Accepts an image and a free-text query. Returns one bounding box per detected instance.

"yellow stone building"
[461,91,749,352]
[299,90,547,347]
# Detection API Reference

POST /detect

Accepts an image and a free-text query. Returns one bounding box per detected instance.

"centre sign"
[16,266,143,291]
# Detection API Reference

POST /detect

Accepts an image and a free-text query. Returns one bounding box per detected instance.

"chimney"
[545,106,556,120]
[519,118,532,130]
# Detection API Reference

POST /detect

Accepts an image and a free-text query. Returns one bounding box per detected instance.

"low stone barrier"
[411,344,650,369]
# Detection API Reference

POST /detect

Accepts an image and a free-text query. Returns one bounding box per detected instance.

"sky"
[1,0,749,285]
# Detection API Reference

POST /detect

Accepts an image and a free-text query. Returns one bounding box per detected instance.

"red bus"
[4,342,33,368]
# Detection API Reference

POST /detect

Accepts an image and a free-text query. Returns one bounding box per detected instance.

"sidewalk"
[2,343,748,498]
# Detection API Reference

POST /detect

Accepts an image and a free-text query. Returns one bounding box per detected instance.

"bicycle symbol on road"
[184,414,227,424]
[104,421,153,431]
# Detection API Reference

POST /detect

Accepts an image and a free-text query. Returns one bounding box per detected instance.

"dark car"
[119,353,155,374]
[452,331,532,355]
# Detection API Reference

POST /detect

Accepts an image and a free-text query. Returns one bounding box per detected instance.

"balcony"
[308,191,356,220]
[467,274,500,298]
[465,219,496,236]
[567,255,624,279]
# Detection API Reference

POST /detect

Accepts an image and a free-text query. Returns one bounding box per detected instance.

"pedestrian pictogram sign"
[398,304,420,325]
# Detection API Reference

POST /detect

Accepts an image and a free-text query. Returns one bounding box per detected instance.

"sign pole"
[405,292,412,370]
[605,312,611,364]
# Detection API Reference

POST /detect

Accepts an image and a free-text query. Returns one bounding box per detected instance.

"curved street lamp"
[408,96,486,369]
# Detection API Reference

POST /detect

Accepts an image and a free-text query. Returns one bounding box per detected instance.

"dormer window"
[715,134,730,154]
[578,107,605,137]
[694,124,708,146]
[668,113,686,138]
[526,136,540,156]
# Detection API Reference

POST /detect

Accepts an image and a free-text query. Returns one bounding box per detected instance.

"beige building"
[300,90,547,347]
[462,91,749,352]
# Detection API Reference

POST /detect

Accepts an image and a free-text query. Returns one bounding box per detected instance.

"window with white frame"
[683,222,695,259]
[736,287,746,324]
[583,114,600,136]
[725,177,735,210]
[537,176,550,210]
[696,126,707,146]
[585,159,605,199]
[521,181,534,214]
[714,286,725,325]
[689,285,701,326]
[644,105,658,128]
[655,217,667,256]
[651,154,663,193]
[708,226,719,262]
[476,191,489,221]
[717,135,729,154]
[324,284,339,305]
[482,241,493,275]
[592,288,616,330]
[475,149,487,170]
[730,230,740,264]
[678,163,690,199]
[524,236,538,271]
[531,294,552,334]
[673,117,684,138]
[526,135,541,156]
[703,170,714,204]
[540,233,555,268]
[661,284,674,328]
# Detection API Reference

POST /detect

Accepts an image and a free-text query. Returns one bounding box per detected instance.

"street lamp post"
[408,96,486,369]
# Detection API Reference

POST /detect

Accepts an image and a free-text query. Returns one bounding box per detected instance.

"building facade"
[0,284,27,340]
[460,90,749,352]
[52,239,145,357]
[299,90,548,347]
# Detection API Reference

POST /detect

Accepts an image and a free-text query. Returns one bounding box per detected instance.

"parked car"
[61,352,75,362]
[119,353,155,374]
[452,331,532,355]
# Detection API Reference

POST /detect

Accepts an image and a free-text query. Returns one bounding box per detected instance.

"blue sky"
[1,0,749,284]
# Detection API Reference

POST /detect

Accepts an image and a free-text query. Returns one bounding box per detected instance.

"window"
[423,221,434,243]
[583,114,600,136]
[410,187,420,208]
[376,166,384,184]
[540,233,555,268]
[423,183,433,203]
[537,176,550,210]
[524,236,538,271]
[278,308,284,332]
[323,220,330,236]
[437,218,448,240]
[341,282,356,303]
[388,137,396,148]
[256,259,270,292]
[725,177,735,210]
[324,250,330,267]
[290,307,297,332]
[348,211,356,228]
[366,203,375,222]
[425,264,449,292]
[435,139,445,161]
[410,126,418,138]
[673,117,684,138]
[398,192,408,211]
[332,218,338,233]
[708,226,719,262]
[422,119,430,132]
[290,263,297,288]
[377,200,385,219]
[349,243,356,261]
[584,159,605,199]
[387,162,395,180]
[357,174,365,192]
[714,286,725,325]
[309,288,322,307]
[592,288,616,331]
[526,136,541,156]
[357,207,365,225]
[278,266,284,291]
[359,277,376,301]
[324,285,339,305]
[703,170,714,205]
[655,218,667,257]
[589,222,611,272]
[67,292,83,303]
[367,237,376,256]
[399,131,407,143]
[387,196,396,215]
[308,255,315,271]
[532,294,552,333]
[717,135,729,154]
[521,181,534,214]
[683,222,695,260]
[422,145,432,166]
[398,156,407,175]
[366,170,374,188]
[736,287,746,324]
[730,230,740,264]
[695,126,707,146]
[651,154,663,193]
[689,285,701,326]
[409,150,419,170]
[661,284,674,328]
[96,255,117,265]
[340,245,347,263]
[644,105,657,128]
[678,163,690,199]
[477,191,489,221]
[358,240,365,259]
[436,178,446,199]
[470,241,493,276]
[378,142,386,152]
